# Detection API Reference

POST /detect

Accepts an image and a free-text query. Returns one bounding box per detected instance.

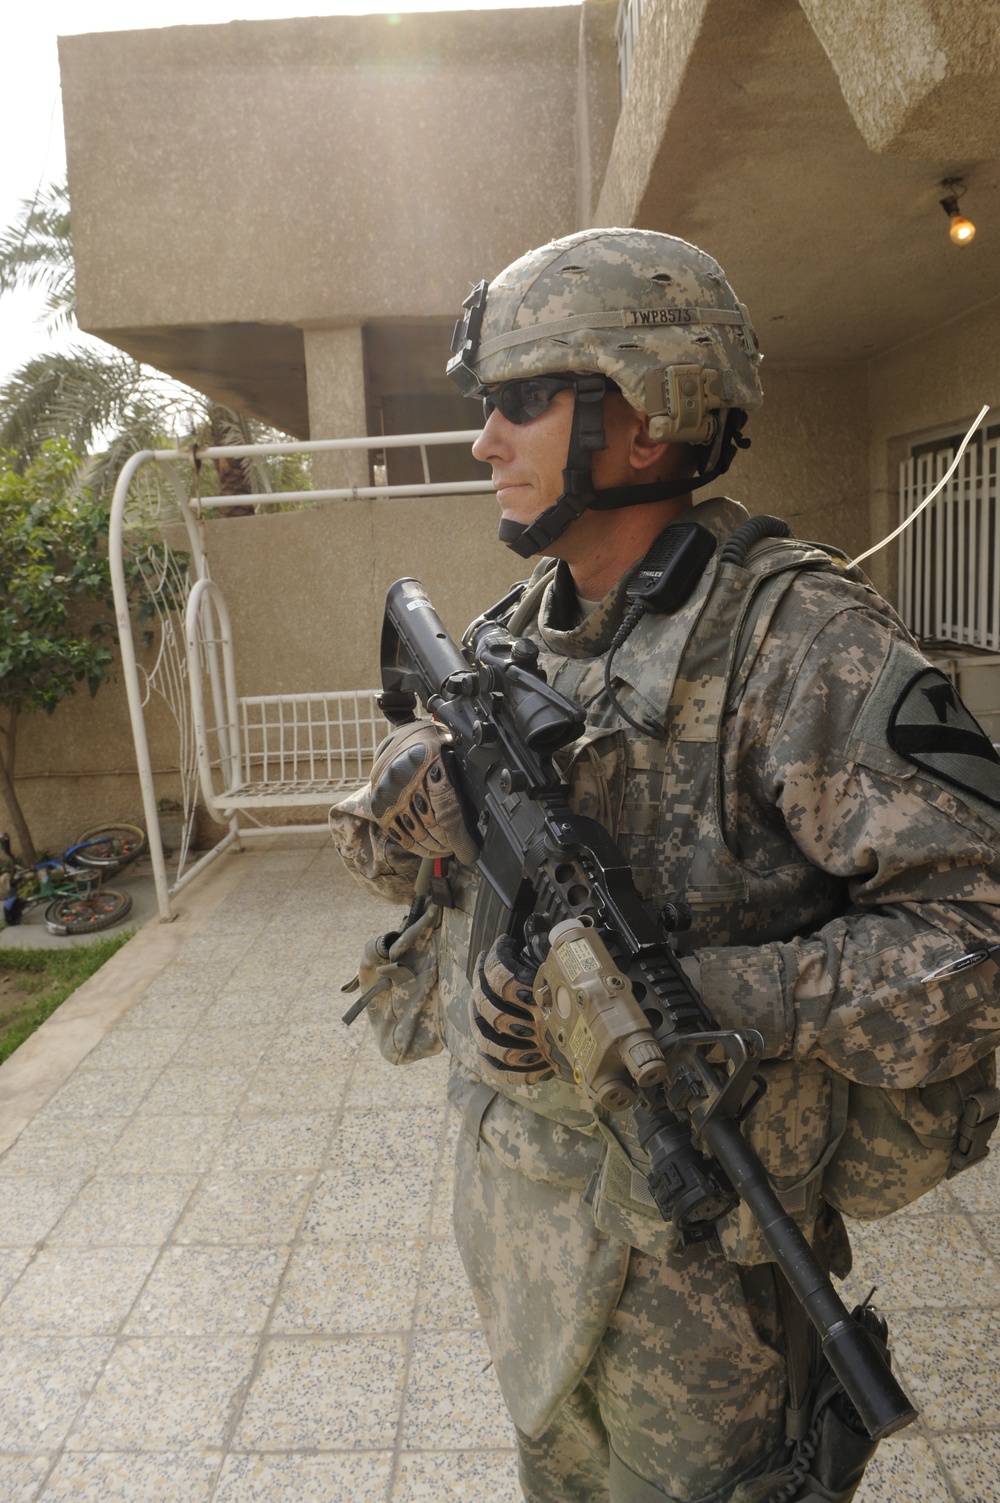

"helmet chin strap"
[497,375,605,560]
[497,402,750,560]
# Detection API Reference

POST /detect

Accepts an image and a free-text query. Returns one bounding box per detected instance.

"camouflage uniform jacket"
[331,495,1000,1433]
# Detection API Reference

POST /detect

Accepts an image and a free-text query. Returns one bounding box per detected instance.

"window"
[898,425,1000,650]
[615,0,646,101]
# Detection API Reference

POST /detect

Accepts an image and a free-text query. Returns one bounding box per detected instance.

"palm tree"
[0,179,75,330]
[0,180,309,508]
[0,182,315,852]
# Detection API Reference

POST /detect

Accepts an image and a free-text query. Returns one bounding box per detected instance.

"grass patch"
[0,931,134,1065]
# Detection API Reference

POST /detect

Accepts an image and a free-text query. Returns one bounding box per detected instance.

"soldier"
[330,228,1000,1503]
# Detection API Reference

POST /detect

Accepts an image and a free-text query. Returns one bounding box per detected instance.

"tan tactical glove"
[340,720,478,864]
[471,934,572,1087]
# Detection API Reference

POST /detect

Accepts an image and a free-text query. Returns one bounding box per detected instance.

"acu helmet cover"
[447,227,764,557]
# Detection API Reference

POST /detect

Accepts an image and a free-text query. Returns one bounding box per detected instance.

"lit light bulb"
[940,183,976,246]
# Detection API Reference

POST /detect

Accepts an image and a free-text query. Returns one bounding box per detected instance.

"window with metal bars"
[615,0,646,100]
[898,424,1000,651]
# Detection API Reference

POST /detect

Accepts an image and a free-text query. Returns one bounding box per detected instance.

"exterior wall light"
[940,179,976,245]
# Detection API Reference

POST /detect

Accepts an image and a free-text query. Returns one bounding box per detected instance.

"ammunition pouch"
[823,1054,1000,1220]
[951,1080,1000,1173]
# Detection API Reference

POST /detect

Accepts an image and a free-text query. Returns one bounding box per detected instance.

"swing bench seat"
[210,689,390,811]
[186,579,390,823]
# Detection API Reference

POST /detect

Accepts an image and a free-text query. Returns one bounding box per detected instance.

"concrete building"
[8,0,999,853]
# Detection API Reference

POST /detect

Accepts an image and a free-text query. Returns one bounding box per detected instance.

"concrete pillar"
[576,2,619,229]
[303,326,369,490]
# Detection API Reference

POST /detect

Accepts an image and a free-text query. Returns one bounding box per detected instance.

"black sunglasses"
[481,375,580,425]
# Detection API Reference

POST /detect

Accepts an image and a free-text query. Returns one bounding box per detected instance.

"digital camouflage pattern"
[823,1053,999,1219]
[330,494,1000,1499]
[328,800,423,908]
[341,905,444,1067]
[500,1231,787,1503]
[449,228,763,444]
[447,1066,783,1500]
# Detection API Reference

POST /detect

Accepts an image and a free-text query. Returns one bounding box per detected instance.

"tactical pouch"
[804,1398,882,1502]
[345,904,445,1065]
[589,1114,684,1259]
[730,1396,880,1503]
[730,1288,894,1503]
[823,1053,1000,1220]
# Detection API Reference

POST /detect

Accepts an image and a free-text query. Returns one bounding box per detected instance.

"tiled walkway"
[0,835,997,1502]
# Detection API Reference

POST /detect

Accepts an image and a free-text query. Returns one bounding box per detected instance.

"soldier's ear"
[629,413,679,478]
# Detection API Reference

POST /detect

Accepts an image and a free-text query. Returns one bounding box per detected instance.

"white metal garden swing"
[109,429,487,920]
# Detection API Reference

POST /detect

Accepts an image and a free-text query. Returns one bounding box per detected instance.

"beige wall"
[867,292,1000,452]
[595,0,709,231]
[800,0,1000,157]
[742,295,1000,626]
[191,492,524,697]
[726,362,871,562]
[304,328,368,490]
[8,665,180,860]
[59,10,582,434]
[575,0,621,227]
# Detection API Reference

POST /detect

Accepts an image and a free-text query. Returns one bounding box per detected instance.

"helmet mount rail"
[447,279,489,396]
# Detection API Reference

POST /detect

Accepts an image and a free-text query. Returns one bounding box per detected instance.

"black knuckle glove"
[471,935,568,1086]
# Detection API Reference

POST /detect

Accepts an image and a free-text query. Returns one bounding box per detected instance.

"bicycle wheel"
[44,889,132,936]
[69,823,148,872]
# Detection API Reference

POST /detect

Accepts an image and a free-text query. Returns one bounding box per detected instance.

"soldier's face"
[472,386,577,530]
[471,387,659,534]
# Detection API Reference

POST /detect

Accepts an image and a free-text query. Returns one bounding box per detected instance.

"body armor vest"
[436,502,997,1435]
[441,503,856,1260]
[528,530,848,950]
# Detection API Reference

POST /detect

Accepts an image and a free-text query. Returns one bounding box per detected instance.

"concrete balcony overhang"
[58,8,583,435]
[599,0,1000,367]
[101,321,309,438]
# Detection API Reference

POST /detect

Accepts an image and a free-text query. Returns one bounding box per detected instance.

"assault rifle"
[373,575,916,1445]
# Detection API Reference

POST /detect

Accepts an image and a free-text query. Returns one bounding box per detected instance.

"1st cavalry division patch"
[888,668,1000,809]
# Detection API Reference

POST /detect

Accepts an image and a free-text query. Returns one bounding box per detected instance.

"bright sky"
[0,0,576,385]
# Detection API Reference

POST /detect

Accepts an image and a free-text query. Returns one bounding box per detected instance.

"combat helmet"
[447,227,763,557]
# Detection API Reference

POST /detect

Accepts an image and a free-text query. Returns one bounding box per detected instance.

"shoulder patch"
[888,668,1000,809]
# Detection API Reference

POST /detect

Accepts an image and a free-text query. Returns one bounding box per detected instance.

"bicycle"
[0,823,147,936]
[63,823,148,875]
